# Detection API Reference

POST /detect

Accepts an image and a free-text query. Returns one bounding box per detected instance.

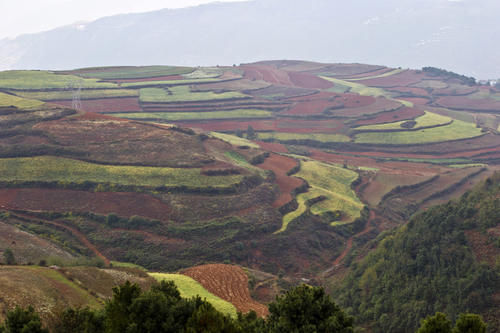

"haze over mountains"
[1,0,499,79]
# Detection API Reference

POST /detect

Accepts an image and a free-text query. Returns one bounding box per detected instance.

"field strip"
[345,68,405,81]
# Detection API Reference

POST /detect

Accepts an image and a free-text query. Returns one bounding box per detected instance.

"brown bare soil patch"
[283,99,339,116]
[399,97,430,105]
[0,188,172,221]
[53,98,142,113]
[465,230,500,267]
[256,141,288,153]
[331,97,402,117]
[355,107,424,126]
[179,120,277,132]
[257,154,304,208]
[276,118,344,133]
[342,67,393,79]
[357,70,426,87]
[182,264,269,316]
[242,65,293,86]
[288,71,334,89]
[436,95,500,112]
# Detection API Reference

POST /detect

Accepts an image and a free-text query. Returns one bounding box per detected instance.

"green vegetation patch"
[278,160,363,232]
[355,119,483,144]
[121,78,221,88]
[356,111,451,131]
[0,156,245,189]
[149,273,237,317]
[258,132,351,143]
[0,70,118,90]
[111,109,272,121]
[210,132,260,148]
[183,67,224,79]
[12,89,138,101]
[73,66,194,79]
[0,92,45,109]
[346,68,405,81]
[139,86,248,103]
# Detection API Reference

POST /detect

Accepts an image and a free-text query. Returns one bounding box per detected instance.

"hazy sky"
[0,0,248,40]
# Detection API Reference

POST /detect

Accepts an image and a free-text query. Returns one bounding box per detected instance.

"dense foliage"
[0,283,353,333]
[422,67,476,86]
[336,173,500,332]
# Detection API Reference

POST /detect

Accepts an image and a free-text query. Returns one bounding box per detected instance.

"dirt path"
[332,210,376,267]
[9,211,111,266]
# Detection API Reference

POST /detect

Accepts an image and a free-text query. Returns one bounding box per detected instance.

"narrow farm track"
[332,210,376,266]
[8,211,111,266]
[182,264,269,317]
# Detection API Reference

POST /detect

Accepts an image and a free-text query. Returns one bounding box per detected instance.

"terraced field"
[70,65,195,79]
[139,86,248,103]
[355,111,452,131]
[258,132,351,143]
[0,91,45,109]
[0,70,117,89]
[13,89,139,101]
[111,109,272,121]
[149,272,237,317]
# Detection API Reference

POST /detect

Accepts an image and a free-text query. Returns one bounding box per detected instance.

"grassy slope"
[0,71,117,89]
[356,111,451,131]
[0,156,245,189]
[74,66,194,79]
[210,132,260,148]
[112,109,272,121]
[149,273,237,317]
[0,91,45,109]
[257,132,351,143]
[12,89,139,101]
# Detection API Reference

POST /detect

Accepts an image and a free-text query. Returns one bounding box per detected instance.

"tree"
[417,312,452,333]
[104,281,142,333]
[3,306,48,333]
[3,248,15,265]
[452,313,486,333]
[246,125,256,140]
[267,284,353,333]
[53,307,104,333]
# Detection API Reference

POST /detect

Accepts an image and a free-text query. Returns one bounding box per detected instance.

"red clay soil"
[387,86,430,97]
[465,230,500,267]
[176,120,277,132]
[0,188,172,221]
[286,91,337,102]
[242,65,293,86]
[357,70,427,88]
[52,98,142,113]
[434,85,478,96]
[110,75,184,83]
[257,154,304,208]
[8,211,110,266]
[342,67,392,79]
[436,96,500,111]
[256,141,288,153]
[331,97,402,117]
[182,264,269,317]
[288,71,334,89]
[275,118,344,133]
[354,107,425,126]
[399,97,431,106]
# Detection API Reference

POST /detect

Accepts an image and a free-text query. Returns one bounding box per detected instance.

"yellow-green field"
[277,160,363,232]
[346,68,405,81]
[111,109,272,121]
[12,89,139,101]
[121,78,221,88]
[139,86,248,103]
[75,66,194,79]
[210,132,260,148]
[0,156,245,189]
[149,273,237,317]
[0,91,45,109]
[0,71,117,89]
[320,76,413,107]
[257,132,351,143]
[355,119,483,144]
[356,111,452,131]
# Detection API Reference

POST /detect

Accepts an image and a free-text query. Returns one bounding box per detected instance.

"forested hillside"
[335,173,500,332]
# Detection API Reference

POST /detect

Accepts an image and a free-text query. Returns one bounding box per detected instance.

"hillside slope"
[334,173,500,332]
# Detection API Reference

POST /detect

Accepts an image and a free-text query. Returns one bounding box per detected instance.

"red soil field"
[434,85,477,96]
[283,99,339,116]
[256,141,288,153]
[286,91,337,102]
[338,93,376,108]
[242,65,293,86]
[331,97,402,117]
[53,98,142,113]
[387,86,430,97]
[182,264,269,317]
[355,107,424,126]
[357,70,426,88]
[342,67,392,79]
[320,64,385,77]
[288,71,334,89]
[257,154,304,208]
[275,118,344,133]
[178,120,277,132]
[0,188,172,221]
[436,96,500,111]
[399,97,430,105]
[111,75,184,83]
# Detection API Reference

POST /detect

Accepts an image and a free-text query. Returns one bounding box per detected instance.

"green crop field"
[356,111,452,131]
[12,89,139,101]
[257,132,351,143]
[73,66,195,79]
[149,273,237,317]
[277,160,363,232]
[355,119,483,144]
[111,109,272,121]
[121,78,222,88]
[0,156,245,189]
[139,86,248,103]
[0,91,45,109]
[183,67,224,79]
[346,68,405,81]
[320,76,413,107]
[0,71,118,90]
[210,132,260,148]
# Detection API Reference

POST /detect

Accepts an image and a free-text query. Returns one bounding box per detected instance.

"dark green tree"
[267,284,353,333]
[104,281,141,333]
[417,312,452,333]
[246,125,256,140]
[452,313,486,333]
[3,248,15,265]
[235,311,266,333]
[185,302,238,333]
[53,307,104,333]
[3,306,48,333]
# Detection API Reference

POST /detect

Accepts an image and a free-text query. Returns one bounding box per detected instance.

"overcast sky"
[0,0,249,40]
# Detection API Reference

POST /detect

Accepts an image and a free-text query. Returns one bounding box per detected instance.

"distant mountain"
[0,0,499,78]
